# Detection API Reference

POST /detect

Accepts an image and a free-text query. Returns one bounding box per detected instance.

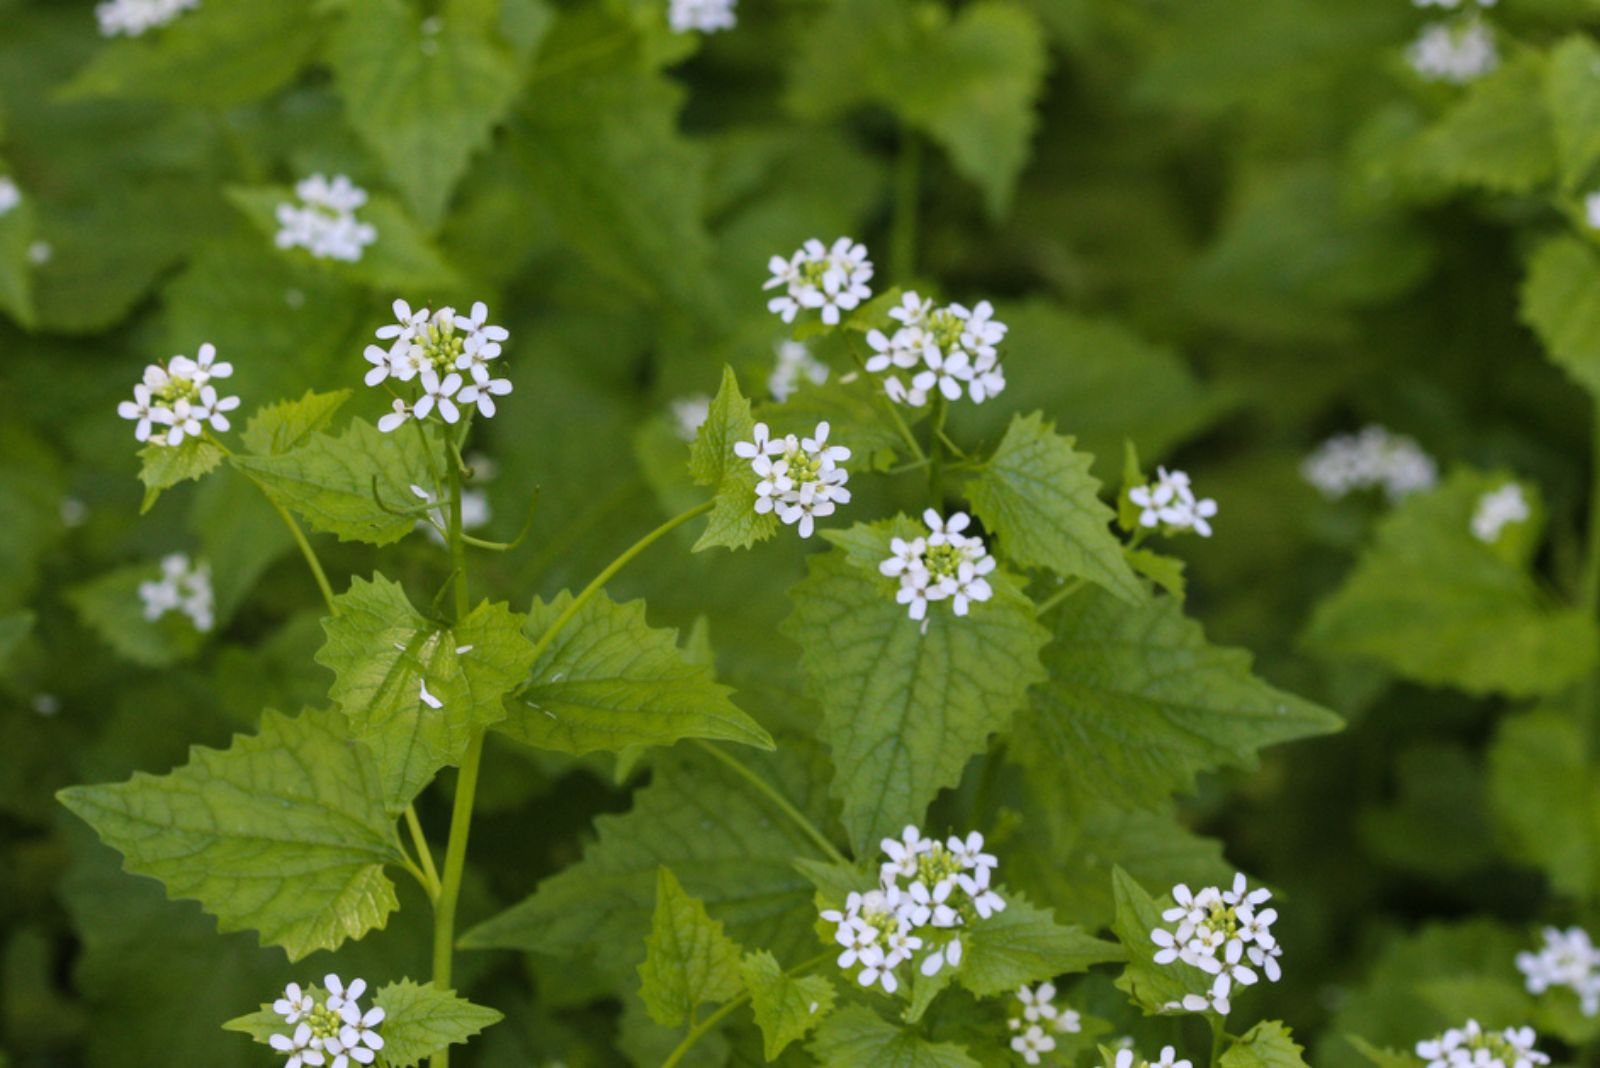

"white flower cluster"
[0,177,20,217]
[1517,927,1600,1016]
[733,421,851,538]
[364,300,511,431]
[1471,482,1529,543]
[865,292,1007,407]
[820,826,1006,995]
[1128,467,1217,538]
[1407,18,1498,84]
[764,237,873,326]
[1007,983,1081,1065]
[1114,1048,1191,1068]
[95,0,198,36]
[275,175,378,263]
[1416,1020,1548,1068]
[139,553,214,633]
[268,975,385,1068]
[1301,425,1439,502]
[880,510,996,625]
[671,395,712,442]
[116,343,239,448]
[669,0,736,33]
[1151,874,1281,1016]
[769,340,829,402]
[1412,0,1495,7]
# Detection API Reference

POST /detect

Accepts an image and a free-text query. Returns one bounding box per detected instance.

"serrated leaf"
[1126,548,1186,600]
[784,521,1049,852]
[241,390,353,457]
[369,979,504,1068]
[57,707,404,960]
[316,575,536,811]
[497,589,773,755]
[954,893,1124,998]
[1488,708,1600,900]
[741,950,838,1061]
[138,438,225,513]
[966,412,1143,603]
[1522,234,1600,396]
[807,1005,980,1067]
[1109,868,1213,1014]
[1221,1022,1312,1068]
[1305,470,1599,697]
[638,867,747,1027]
[1017,586,1339,811]
[230,417,439,546]
[691,366,778,552]
[328,0,521,226]
[1545,35,1600,190]
[1407,55,1556,193]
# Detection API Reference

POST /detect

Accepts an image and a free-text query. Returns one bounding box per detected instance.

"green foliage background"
[3,0,1600,1064]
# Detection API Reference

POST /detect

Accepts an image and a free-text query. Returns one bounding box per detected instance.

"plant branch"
[1033,577,1087,618]
[660,952,833,1068]
[404,806,442,900]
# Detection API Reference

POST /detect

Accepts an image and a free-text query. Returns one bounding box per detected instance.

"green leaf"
[328,0,521,226]
[1221,1022,1312,1068]
[1488,708,1600,900]
[1407,54,1557,193]
[807,1006,980,1068]
[497,589,773,755]
[691,367,778,552]
[230,417,440,546]
[1126,548,1186,600]
[1345,1037,1419,1068]
[316,575,536,812]
[240,389,353,457]
[57,707,404,960]
[138,438,225,513]
[638,867,747,1027]
[954,892,1123,998]
[1545,35,1600,190]
[965,412,1143,603]
[1522,234,1600,396]
[1305,470,1599,697]
[1110,867,1212,1014]
[0,168,35,328]
[741,950,838,1061]
[69,563,206,668]
[1017,586,1340,811]
[784,521,1050,852]
[368,979,504,1068]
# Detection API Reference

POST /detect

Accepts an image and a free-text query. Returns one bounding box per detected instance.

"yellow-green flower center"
[785,447,822,485]
[924,542,965,582]
[419,319,464,375]
[307,1003,344,1042]
[926,309,964,350]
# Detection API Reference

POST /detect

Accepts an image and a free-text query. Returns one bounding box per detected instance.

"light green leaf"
[1522,234,1600,396]
[1017,586,1339,811]
[784,520,1050,852]
[1545,35,1600,190]
[497,589,773,755]
[638,867,747,1027]
[1345,1037,1419,1068]
[1110,867,1213,1014]
[807,1005,980,1068]
[1126,548,1186,600]
[138,438,225,513]
[240,389,353,457]
[741,950,838,1061]
[57,707,404,961]
[328,0,521,226]
[954,893,1123,998]
[1306,470,1599,697]
[230,417,439,546]
[1407,54,1556,193]
[1221,1022,1312,1068]
[368,980,504,1068]
[1488,708,1600,900]
[965,412,1143,603]
[691,366,777,552]
[316,575,536,812]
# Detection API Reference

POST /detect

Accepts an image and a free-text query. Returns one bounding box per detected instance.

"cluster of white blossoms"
[1151,874,1281,1016]
[116,343,239,448]
[671,395,712,442]
[733,421,851,538]
[820,826,1006,995]
[764,237,873,326]
[0,177,20,217]
[768,339,829,402]
[1128,467,1218,538]
[1113,1048,1191,1068]
[1007,983,1081,1065]
[880,510,996,625]
[865,292,1008,407]
[95,0,198,36]
[1412,0,1495,7]
[139,553,214,633]
[1471,482,1530,543]
[364,300,511,431]
[1416,1021,1548,1068]
[1517,927,1600,1017]
[668,0,736,33]
[1301,425,1439,502]
[268,975,385,1068]
[1406,18,1498,83]
[275,175,378,263]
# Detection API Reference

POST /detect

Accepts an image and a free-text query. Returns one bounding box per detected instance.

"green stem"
[890,125,921,284]
[1034,577,1087,618]
[928,397,949,503]
[405,805,442,900]
[270,494,339,612]
[1583,395,1600,757]
[661,952,833,1068]
[843,335,927,464]
[1209,1014,1227,1068]
[692,740,848,866]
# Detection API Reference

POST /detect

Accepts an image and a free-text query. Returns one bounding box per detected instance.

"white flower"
[1115,1046,1192,1068]
[275,174,377,263]
[947,831,998,873]
[1128,467,1218,537]
[668,0,736,32]
[370,300,511,430]
[881,511,997,627]
[1586,191,1600,232]
[769,340,829,402]
[1407,17,1498,84]
[338,1006,386,1065]
[27,241,51,266]
[262,977,382,1068]
[733,420,851,538]
[0,177,19,216]
[323,975,367,1017]
[1151,874,1279,1007]
[671,394,711,442]
[378,399,412,433]
[1472,482,1530,543]
[274,983,315,1024]
[414,367,463,423]
[1174,974,1232,1016]
[1416,1020,1549,1068]
[138,553,214,632]
[863,293,1008,408]
[1151,1047,1192,1068]
[269,1022,325,1068]
[763,237,873,326]
[95,0,199,37]
[1010,1024,1055,1065]
[880,824,935,880]
[1302,425,1438,501]
[1519,927,1600,1015]
[116,343,239,449]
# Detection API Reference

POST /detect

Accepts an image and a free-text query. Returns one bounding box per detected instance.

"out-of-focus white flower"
[1518,927,1600,1017]
[671,394,712,442]
[0,177,20,217]
[764,237,873,326]
[669,0,736,33]
[1407,18,1498,84]
[769,340,829,402]
[138,553,214,633]
[27,241,52,265]
[275,174,378,263]
[1010,1024,1055,1065]
[1471,482,1530,543]
[95,0,198,37]
[1416,1019,1549,1068]
[1301,425,1438,502]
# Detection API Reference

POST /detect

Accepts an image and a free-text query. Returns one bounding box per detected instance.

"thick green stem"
[890,125,921,284]
[405,806,442,900]
[1209,1015,1227,1067]
[661,952,833,1068]
[692,741,848,866]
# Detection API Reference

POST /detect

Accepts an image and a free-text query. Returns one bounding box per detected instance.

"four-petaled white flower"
[274,983,315,1025]
[367,300,511,431]
[863,291,1009,409]
[95,0,199,37]
[668,0,736,32]
[1128,467,1218,538]
[138,553,215,633]
[275,174,377,263]
[1472,482,1530,543]
[1010,1024,1055,1065]
[117,343,239,449]
[732,420,851,538]
[1416,1019,1550,1068]
[764,237,874,326]
[879,510,997,628]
